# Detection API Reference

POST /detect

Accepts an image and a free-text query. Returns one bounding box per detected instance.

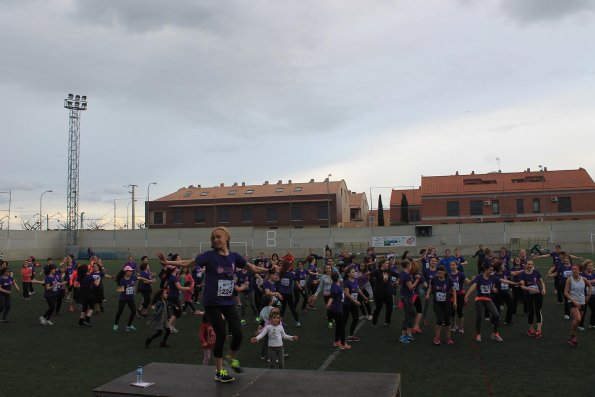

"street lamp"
[146,182,157,228]
[326,174,332,244]
[40,190,53,230]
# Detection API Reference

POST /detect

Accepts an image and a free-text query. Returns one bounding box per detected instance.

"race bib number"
[391,276,397,283]
[217,280,233,296]
[351,292,358,301]
[500,283,509,290]
[125,286,134,295]
[281,278,290,287]
[52,284,58,292]
[563,270,571,278]
[453,282,460,291]
[480,285,491,294]
[528,284,538,290]
[436,292,447,302]
[299,280,306,287]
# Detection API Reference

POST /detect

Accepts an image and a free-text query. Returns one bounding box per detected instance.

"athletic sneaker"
[446,338,454,345]
[215,369,235,383]
[398,335,410,344]
[170,326,179,334]
[367,315,373,321]
[475,334,482,342]
[527,328,536,337]
[126,325,137,332]
[433,337,441,345]
[328,322,334,329]
[339,343,352,350]
[333,341,342,348]
[534,330,543,339]
[491,333,503,342]
[39,316,47,326]
[255,317,261,324]
[450,325,457,332]
[577,326,585,332]
[224,356,243,373]
[412,326,423,334]
[458,327,465,334]
[383,323,392,327]
[567,336,578,347]
[46,320,54,326]
[112,325,118,332]
[347,336,360,342]
[295,322,301,327]
[240,319,247,326]
[564,315,570,320]
[589,325,595,329]
[259,355,266,360]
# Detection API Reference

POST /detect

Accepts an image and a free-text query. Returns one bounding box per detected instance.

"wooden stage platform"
[93,362,401,397]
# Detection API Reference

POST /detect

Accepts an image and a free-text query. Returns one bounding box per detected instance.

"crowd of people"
[0,229,593,383]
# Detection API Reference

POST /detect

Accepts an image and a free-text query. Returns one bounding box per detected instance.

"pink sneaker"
[433,337,441,345]
[446,338,454,345]
[339,343,352,350]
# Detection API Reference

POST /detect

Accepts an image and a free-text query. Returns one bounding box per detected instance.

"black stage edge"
[93,362,401,397]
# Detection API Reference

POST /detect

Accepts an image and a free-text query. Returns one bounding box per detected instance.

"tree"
[377,194,385,226]
[400,193,410,224]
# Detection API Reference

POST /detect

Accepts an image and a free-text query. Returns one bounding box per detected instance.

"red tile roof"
[155,180,345,201]
[390,189,421,206]
[421,168,595,195]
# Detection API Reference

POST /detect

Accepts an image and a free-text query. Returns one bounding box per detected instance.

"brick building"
[147,179,369,229]
[391,168,595,224]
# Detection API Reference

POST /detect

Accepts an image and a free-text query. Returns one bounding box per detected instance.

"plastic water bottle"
[136,366,143,383]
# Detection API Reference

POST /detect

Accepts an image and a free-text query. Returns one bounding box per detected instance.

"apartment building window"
[470,200,483,216]
[516,199,524,214]
[558,197,572,213]
[218,208,229,223]
[291,206,302,221]
[194,209,206,224]
[241,207,252,222]
[491,200,500,215]
[173,208,183,224]
[153,211,164,225]
[532,198,540,213]
[317,205,329,220]
[266,207,278,222]
[446,201,460,217]
[409,209,420,222]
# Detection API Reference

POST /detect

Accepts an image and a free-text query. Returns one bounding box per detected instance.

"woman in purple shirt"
[327,271,350,350]
[0,267,20,323]
[157,227,268,383]
[515,260,546,338]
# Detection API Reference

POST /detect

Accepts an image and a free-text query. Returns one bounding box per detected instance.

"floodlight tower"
[64,93,88,246]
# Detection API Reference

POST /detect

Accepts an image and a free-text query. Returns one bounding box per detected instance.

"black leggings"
[372,291,393,325]
[147,328,171,344]
[579,296,595,327]
[525,293,543,325]
[114,300,136,326]
[280,293,299,322]
[512,286,526,315]
[140,289,151,309]
[43,296,57,320]
[358,289,372,316]
[293,288,308,311]
[204,305,242,358]
[328,310,345,344]
[343,304,359,336]
[56,290,65,314]
[0,294,11,320]
[451,294,464,318]
[493,292,513,324]
[167,296,182,318]
[475,300,499,333]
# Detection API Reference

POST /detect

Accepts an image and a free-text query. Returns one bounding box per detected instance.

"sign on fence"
[371,236,416,248]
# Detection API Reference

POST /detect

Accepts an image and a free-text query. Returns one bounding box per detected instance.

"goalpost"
[199,241,248,256]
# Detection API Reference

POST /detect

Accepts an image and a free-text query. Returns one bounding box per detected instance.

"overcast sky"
[1,0,594,229]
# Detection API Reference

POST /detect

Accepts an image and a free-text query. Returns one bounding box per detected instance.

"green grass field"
[1,256,594,396]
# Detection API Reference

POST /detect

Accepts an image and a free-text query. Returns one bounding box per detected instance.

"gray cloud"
[499,0,595,22]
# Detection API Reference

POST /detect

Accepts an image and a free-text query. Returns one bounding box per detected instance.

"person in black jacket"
[370,259,398,327]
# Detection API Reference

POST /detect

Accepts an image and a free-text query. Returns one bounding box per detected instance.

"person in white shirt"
[251,311,298,368]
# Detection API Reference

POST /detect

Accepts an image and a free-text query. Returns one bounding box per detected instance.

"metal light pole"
[127,200,137,230]
[0,191,11,243]
[40,190,53,230]
[125,184,138,229]
[80,212,85,230]
[64,94,87,245]
[146,182,157,228]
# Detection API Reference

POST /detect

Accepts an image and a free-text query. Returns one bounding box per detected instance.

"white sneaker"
[564,315,570,320]
[367,315,373,321]
[39,316,47,326]
[46,320,54,326]
[170,326,179,334]
[578,326,585,332]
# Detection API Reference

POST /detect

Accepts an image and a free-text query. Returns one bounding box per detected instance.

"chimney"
[455,171,459,175]
[309,179,315,183]
[527,168,530,172]
[220,183,224,187]
[471,171,475,175]
[264,181,269,185]
[277,180,282,184]
[544,167,547,171]
[197,184,201,188]
[288,179,292,184]
[241,182,245,186]
[188,185,194,189]
[233,182,238,186]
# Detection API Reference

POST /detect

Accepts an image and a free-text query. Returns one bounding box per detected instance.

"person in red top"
[281,250,295,271]
[200,314,216,365]
[21,263,32,300]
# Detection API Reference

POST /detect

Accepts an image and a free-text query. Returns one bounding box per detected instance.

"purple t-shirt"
[343,279,359,306]
[0,276,13,291]
[195,250,246,306]
[494,270,512,294]
[278,271,297,295]
[399,271,415,298]
[263,279,277,294]
[519,270,542,295]
[44,275,58,298]
[295,268,308,289]
[308,264,319,282]
[328,283,344,313]
[119,277,136,301]
[430,277,453,303]
[138,270,152,291]
[471,274,497,299]
[448,272,466,294]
